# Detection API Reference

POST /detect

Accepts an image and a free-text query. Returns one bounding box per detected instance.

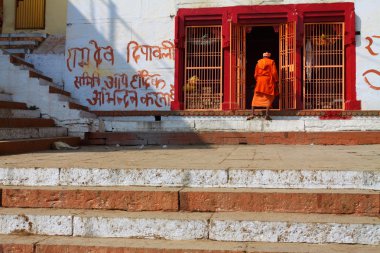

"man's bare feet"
[246,115,255,120]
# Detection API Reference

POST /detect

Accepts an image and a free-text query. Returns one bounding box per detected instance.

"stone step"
[179,188,380,216]
[1,235,379,253]
[0,136,80,155]
[0,92,12,101]
[10,54,34,68]
[0,127,67,140]
[0,208,378,244]
[0,118,55,128]
[85,131,380,145]
[100,116,380,132]
[1,48,30,54]
[0,108,41,118]
[0,167,378,190]
[0,101,28,110]
[1,186,179,212]
[1,186,378,216]
[0,33,47,39]
[29,69,53,82]
[0,40,38,47]
[49,85,71,98]
[68,101,89,112]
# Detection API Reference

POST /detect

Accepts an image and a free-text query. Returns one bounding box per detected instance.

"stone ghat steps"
[0,208,379,245]
[1,236,380,253]
[0,126,68,140]
[1,53,100,140]
[8,54,90,113]
[1,186,379,216]
[0,100,28,110]
[0,33,47,54]
[0,108,41,118]
[0,118,55,128]
[0,137,81,155]
[1,167,378,190]
[85,131,380,145]
[0,98,81,154]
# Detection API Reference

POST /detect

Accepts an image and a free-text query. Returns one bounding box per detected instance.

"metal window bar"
[303,23,345,110]
[279,22,297,109]
[15,0,45,30]
[184,26,223,110]
[230,23,246,110]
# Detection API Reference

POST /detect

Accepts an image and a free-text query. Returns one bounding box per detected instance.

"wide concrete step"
[1,235,379,253]
[0,33,47,40]
[0,167,378,190]
[0,208,378,244]
[1,186,378,216]
[0,101,28,110]
[0,136,80,155]
[0,118,55,128]
[1,186,179,212]
[0,108,41,118]
[86,131,380,145]
[10,54,34,68]
[0,127,67,140]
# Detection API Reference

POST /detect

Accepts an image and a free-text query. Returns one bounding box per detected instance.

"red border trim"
[172,2,360,111]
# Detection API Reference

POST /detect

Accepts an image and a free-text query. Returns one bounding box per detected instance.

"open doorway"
[245,26,280,109]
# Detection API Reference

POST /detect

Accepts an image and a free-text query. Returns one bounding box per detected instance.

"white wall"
[67,0,373,112]
[26,54,65,87]
[65,0,176,111]
[355,0,380,110]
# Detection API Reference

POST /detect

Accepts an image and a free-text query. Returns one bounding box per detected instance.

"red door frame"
[171,2,360,111]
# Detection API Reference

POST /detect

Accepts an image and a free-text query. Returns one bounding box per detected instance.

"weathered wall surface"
[26,35,67,87]
[65,0,176,111]
[2,0,66,34]
[355,0,380,110]
[65,0,380,112]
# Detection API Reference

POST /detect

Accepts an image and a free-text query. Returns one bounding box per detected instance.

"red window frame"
[171,2,360,111]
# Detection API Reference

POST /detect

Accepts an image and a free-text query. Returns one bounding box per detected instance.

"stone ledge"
[1,167,379,190]
[85,131,380,145]
[1,186,379,216]
[0,209,378,244]
[93,110,380,117]
[2,235,378,253]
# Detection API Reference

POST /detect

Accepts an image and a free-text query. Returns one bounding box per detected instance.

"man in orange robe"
[247,51,279,120]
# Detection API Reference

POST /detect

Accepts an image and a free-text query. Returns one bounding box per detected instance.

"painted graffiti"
[67,40,115,72]
[80,70,174,109]
[365,36,380,56]
[363,69,380,90]
[74,72,101,89]
[127,40,175,63]
[87,87,174,108]
[363,35,380,90]
[67,39,174,110]
[130,69,166,89]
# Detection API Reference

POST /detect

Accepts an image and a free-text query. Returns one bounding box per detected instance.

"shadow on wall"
[65,0,215,148]
[65,0,175,112]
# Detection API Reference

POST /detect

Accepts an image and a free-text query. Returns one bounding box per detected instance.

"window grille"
[184,26,223,110]
[303,23,345,110]
[279,22,296,109]
[15,0,45,30]
[230,24,246,110]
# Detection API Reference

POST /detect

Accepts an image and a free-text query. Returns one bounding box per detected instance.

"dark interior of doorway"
[245,26,279,109]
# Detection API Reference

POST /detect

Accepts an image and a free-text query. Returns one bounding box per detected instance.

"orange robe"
[251,58,279,107]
